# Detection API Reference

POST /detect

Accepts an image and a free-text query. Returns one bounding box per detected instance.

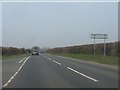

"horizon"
[0,40,118,49]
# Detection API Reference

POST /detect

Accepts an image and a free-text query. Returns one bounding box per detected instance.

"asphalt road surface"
[2,53,118,88]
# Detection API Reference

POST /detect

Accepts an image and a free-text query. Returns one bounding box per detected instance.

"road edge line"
[3,56,30,88]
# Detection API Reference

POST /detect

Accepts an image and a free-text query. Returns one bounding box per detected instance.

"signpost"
[90,34,108,56]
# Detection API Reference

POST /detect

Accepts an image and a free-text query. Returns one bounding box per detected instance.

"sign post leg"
[94,38,96,56]
[104,38,106,56]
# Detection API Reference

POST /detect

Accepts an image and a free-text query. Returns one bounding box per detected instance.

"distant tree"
[32,46,40,52]
[26,49,32,53]
[21,48,26,54]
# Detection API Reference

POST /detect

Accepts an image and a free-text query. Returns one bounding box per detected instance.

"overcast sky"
[0,2,2,47]
[2,2,118,48]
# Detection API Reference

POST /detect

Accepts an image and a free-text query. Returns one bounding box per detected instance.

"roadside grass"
[0,55,1,59]
[51,53,118,66]
[2,54,31,60]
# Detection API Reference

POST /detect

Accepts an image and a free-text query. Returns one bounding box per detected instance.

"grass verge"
[0,55,1,59]
[2,54,31,60]
[51,53,118,66]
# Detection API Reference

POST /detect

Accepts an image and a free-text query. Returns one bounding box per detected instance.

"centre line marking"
[18,57,27,63]
[67,67,99,82]
[48,58,52,60]
[3,56,30,88]
[52,60,61,65]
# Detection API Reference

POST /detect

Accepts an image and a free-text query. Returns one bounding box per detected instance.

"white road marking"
[42,55,47,58]
[52,60,61,65]
[67,67,99,82]
[3,56,30,88]
[18,57,27,63]
[48,58,52,60]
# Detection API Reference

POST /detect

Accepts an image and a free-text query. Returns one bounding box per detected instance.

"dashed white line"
[67,67,99,82]
[52,60,61,65]
[42,55,47,58]
[18,57,27,63]
[48,58,52,60]
[41,55,52,61]
[3,56,30,88]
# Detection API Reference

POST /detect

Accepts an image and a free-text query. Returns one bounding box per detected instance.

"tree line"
[1,47,31,55]
[47,41,119,57]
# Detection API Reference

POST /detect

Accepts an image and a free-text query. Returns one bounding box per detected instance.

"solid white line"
[67,67,99,82]
[3,56,30,88]
[18,57,27,63]
[52,60,61,65]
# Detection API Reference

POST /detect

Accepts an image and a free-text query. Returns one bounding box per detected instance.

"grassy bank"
[2,54,31,60]
[51,53,118,66]
[0,55,1,59]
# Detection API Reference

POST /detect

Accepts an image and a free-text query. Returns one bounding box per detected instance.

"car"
[32,51,39,55]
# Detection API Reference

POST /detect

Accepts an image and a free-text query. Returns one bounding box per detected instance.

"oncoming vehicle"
[32,51,39,55]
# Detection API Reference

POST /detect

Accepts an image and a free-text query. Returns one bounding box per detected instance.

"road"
[2,53,118,88]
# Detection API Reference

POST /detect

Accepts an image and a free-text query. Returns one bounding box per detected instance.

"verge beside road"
[49,53,118,66]
[2,54,31,60]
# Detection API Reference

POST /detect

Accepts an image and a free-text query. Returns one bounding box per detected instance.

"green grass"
[2,54,30,60]
[51,53,118,66]
[0,55,1,59]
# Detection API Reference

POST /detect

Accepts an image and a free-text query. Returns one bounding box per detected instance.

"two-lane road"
[2,54,118,88]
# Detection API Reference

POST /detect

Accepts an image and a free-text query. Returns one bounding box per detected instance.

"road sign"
[90,34,108,56]
[90,34,108,39]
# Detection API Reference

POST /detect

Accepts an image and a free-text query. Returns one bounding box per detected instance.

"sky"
[0,2,2,47]
[2,1,118,48]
